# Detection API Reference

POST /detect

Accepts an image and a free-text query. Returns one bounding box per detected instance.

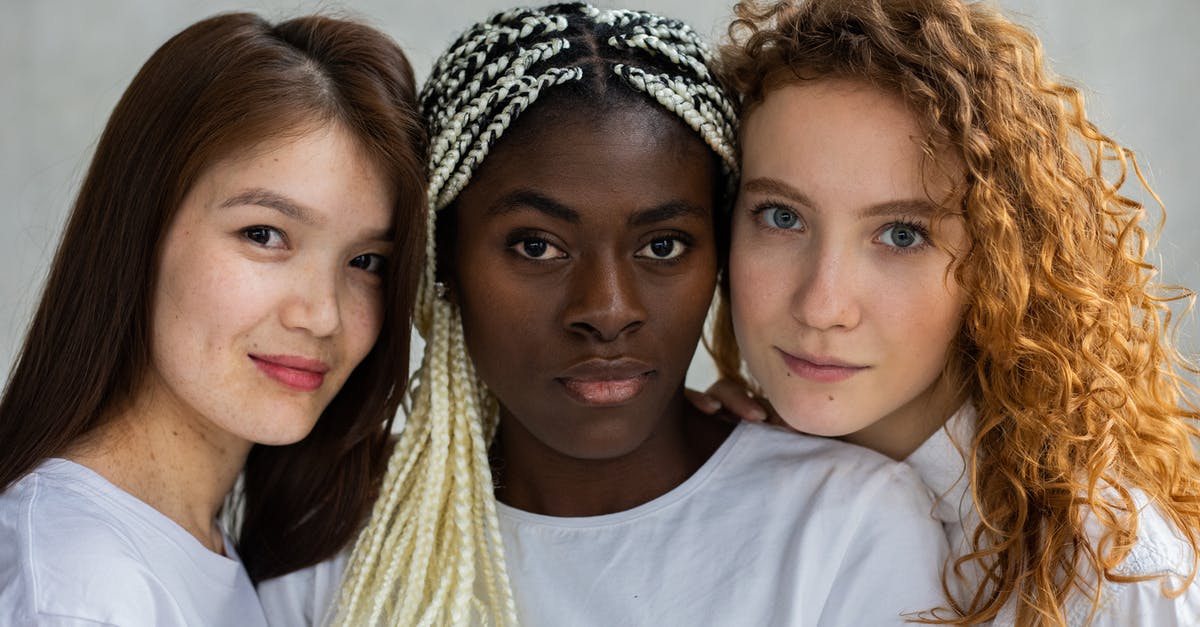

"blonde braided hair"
[332,3,738,625]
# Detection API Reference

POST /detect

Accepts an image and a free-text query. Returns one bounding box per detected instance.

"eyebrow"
[742,176,941,219]
[221,188,321,226]
[628,201,708,227]
[742,177,814,208]
[488,190,581,224]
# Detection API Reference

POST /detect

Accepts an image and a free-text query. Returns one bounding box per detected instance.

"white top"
[260,421,950,626]
[0,458,268,627]
[905,403,1200,626]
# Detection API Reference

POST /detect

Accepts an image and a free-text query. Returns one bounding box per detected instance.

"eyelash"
[635,232,694,265]
[504,231,695,265]
[750,201,804,233]
[241,225,287,249]
[876,219,932,255]
[506,231,567,262]
[242,225,387,275]
[749,202,935,255]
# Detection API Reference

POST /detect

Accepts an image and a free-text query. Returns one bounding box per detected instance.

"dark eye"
[879,223,926,249]
[636,237,687,261]
[350,253,387,275]
[761,207,803,230]
[242,226,286,248]
[511,238,566,260]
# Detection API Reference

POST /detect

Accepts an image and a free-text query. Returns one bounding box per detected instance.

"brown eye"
[350,253,387,275]
[636,237,687,260]
[241,226,285,248]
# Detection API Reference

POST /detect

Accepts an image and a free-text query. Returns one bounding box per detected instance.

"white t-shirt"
[905,403,1200,626]
[260,421,949,626]
[0,458,268,627]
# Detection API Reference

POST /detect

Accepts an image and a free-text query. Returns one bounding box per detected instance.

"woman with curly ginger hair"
[701,0,1200,624]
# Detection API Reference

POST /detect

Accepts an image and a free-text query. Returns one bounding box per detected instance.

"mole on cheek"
[827,395,834,401]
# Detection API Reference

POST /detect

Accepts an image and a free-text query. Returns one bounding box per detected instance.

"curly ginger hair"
[710,0,1200,624]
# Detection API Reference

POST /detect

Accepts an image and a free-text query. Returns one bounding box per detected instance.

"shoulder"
[732,421,931,496]
[0,469,172,625]
[258,550,349,627]
[1048,488,1200,627]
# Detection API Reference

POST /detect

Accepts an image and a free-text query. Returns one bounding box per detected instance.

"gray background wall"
[3,1,1197,391]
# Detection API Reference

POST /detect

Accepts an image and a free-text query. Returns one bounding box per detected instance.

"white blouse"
[905,404,1200,626]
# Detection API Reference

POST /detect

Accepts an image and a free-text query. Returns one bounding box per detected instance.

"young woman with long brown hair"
[701,0,1200,624]
[0,12,425,625]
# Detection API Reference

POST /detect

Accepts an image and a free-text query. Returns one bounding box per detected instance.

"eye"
[878,222,928,250]
[350,253,387,275]
[511,237,567,260]
[636,237,688,261]
[754,204,804,231]
[241,226,286,249]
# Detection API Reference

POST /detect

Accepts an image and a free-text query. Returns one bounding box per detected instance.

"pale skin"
[697,79,970,460]
[66,124,393,553]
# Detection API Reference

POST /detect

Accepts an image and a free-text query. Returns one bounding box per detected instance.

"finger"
[684,388,723,414]
[705,379,768,422]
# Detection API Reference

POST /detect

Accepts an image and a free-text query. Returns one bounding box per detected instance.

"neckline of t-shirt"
[495,420,749,528]
[35,458,246,585]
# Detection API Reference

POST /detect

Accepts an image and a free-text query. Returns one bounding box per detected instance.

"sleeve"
[815,464,951,627]
[1066,575,1200,627]
[257,552,347,627]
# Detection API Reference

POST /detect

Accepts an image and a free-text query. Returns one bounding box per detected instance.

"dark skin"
[447,102,733,518]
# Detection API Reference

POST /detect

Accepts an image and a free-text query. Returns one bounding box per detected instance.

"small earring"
[434,281,448,299]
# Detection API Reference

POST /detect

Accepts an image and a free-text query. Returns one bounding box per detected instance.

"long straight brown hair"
[0,12,426,582]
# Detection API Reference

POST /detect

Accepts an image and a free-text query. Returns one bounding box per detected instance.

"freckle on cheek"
[827,395,834,401]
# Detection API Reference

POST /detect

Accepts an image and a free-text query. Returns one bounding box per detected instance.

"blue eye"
[241,226,286,248]
[636,237,687,261]
[761,206,803,230]
[878,223,927,249]
[350,253,387,275]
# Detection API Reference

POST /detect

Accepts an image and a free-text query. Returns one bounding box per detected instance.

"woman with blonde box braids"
[259,3,949,625]
[696,0,1200,624]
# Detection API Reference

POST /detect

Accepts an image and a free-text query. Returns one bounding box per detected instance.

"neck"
[841,375,968,460]
[493,392,732,517]
[65,375,251,554]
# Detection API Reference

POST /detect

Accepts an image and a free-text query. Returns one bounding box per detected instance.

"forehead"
[455,102,717,215]
[742,79,963,204]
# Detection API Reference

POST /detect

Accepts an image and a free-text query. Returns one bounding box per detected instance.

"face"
[730,79,968,458]
[148,123,393,448]
[451,104,718,460]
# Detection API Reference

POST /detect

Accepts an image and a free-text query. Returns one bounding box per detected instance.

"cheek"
[729,239,792,335]
[872,264,963,355]
[343,286,386,361]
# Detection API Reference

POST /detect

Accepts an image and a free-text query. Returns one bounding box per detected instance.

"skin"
[450,103,732,517]
[68,123,393,552]
[728,79,969,460]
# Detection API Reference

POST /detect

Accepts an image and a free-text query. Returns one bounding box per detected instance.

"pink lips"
[250,354,330,391]
[557,358,654,406]
[776,348,867,384]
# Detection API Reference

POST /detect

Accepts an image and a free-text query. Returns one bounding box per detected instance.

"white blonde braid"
[332,3,739,625]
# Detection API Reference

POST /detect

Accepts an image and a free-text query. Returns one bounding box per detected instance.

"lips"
[556,357,655,406]
[250,354,331,392]
[776,348,867,384]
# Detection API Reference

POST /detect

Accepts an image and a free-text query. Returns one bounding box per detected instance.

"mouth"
[556,357,655,407]
[776,348,867,384]
[249,353,331,392]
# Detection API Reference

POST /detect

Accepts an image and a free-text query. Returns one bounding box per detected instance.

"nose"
[791,243,861,331]
[563,252,647,342]
[280,265,342,338]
